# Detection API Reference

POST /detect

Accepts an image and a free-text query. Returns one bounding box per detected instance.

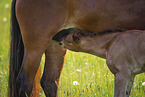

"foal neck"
[82,32,119,58]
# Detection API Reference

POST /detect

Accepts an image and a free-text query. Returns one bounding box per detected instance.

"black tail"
[9,0,24,96]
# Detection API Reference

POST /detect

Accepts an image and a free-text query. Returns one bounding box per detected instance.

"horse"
[55,28,145,97]
[9,0,145,97]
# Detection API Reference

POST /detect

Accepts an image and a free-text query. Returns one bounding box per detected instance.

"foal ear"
[73,31,82,42]
[65,32,75,43]
[65,31,81,43]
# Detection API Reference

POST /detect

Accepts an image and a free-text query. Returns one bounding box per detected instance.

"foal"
[57,29,145,97]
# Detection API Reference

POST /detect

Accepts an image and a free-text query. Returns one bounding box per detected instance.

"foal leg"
[126,75,135,97]
[41,40,66,97]
[114,70,131,97]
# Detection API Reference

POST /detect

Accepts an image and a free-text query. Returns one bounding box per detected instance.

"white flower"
[3,17,7,22]
[73,81,79,85]
[142,82,145,86]
[5,4,9,8]
[93,72,95,76]
[85,62,89,65]
[76,69,81,72]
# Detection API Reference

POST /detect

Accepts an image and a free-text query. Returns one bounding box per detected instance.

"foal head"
[61,30,97,52]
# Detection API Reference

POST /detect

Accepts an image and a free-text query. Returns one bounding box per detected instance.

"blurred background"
[0,0,145,96]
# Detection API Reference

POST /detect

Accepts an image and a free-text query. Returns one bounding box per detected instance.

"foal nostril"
[59,41,65,47]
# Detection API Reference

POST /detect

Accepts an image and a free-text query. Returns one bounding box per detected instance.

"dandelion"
[5,4,9,8]
[3,17,7,22]
[85,62,89,65]
[93,72,95,76]
[73,81,79,85]
[76,69,81,72]
[142,82,145,86]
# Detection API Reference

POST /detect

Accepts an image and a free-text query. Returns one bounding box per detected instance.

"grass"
[0,0,145,97]
[0,0,11,97]
[58,52,114,97]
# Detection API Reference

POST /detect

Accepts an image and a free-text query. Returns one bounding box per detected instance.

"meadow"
[0,0,145,97]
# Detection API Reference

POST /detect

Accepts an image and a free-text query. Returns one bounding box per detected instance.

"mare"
[9,0,145,97]
[58,29,145,97]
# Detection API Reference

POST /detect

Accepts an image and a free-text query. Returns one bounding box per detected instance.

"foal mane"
[52,28,126,42]
[97,29,126,35]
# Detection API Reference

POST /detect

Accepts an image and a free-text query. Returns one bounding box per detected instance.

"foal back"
[65,0,145,32]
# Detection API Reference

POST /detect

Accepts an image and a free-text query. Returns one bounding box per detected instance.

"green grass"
[0,0,145,97]
[0,0,11,97]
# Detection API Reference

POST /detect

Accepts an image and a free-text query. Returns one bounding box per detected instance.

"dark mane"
[97,29,126,35]
[52,28,80,42]
[53,28,126,42]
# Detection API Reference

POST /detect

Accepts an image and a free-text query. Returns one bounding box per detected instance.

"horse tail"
[9,0,24,96]
[9,0,41,96]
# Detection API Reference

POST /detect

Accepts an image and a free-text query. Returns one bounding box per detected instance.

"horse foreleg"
[41,40,66,97]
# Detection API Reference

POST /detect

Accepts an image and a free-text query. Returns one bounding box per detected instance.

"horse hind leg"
[15,31,65,97]
[15,50,44,97]
[16,36,66,97]
[15,34,53,97]
[15,0,67,96]
[41,40,66,97]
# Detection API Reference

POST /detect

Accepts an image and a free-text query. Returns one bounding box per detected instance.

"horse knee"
[41,78,57,97]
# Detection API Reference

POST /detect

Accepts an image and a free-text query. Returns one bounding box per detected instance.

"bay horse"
[57,29,145,97]
[9,0,145,97]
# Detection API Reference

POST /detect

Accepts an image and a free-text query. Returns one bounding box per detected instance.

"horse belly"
[63,0,145,32]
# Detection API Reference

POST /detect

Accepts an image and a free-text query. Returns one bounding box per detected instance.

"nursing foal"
[55,29,145,97]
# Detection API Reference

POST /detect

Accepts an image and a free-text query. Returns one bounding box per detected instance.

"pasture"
[0,0,145,97]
